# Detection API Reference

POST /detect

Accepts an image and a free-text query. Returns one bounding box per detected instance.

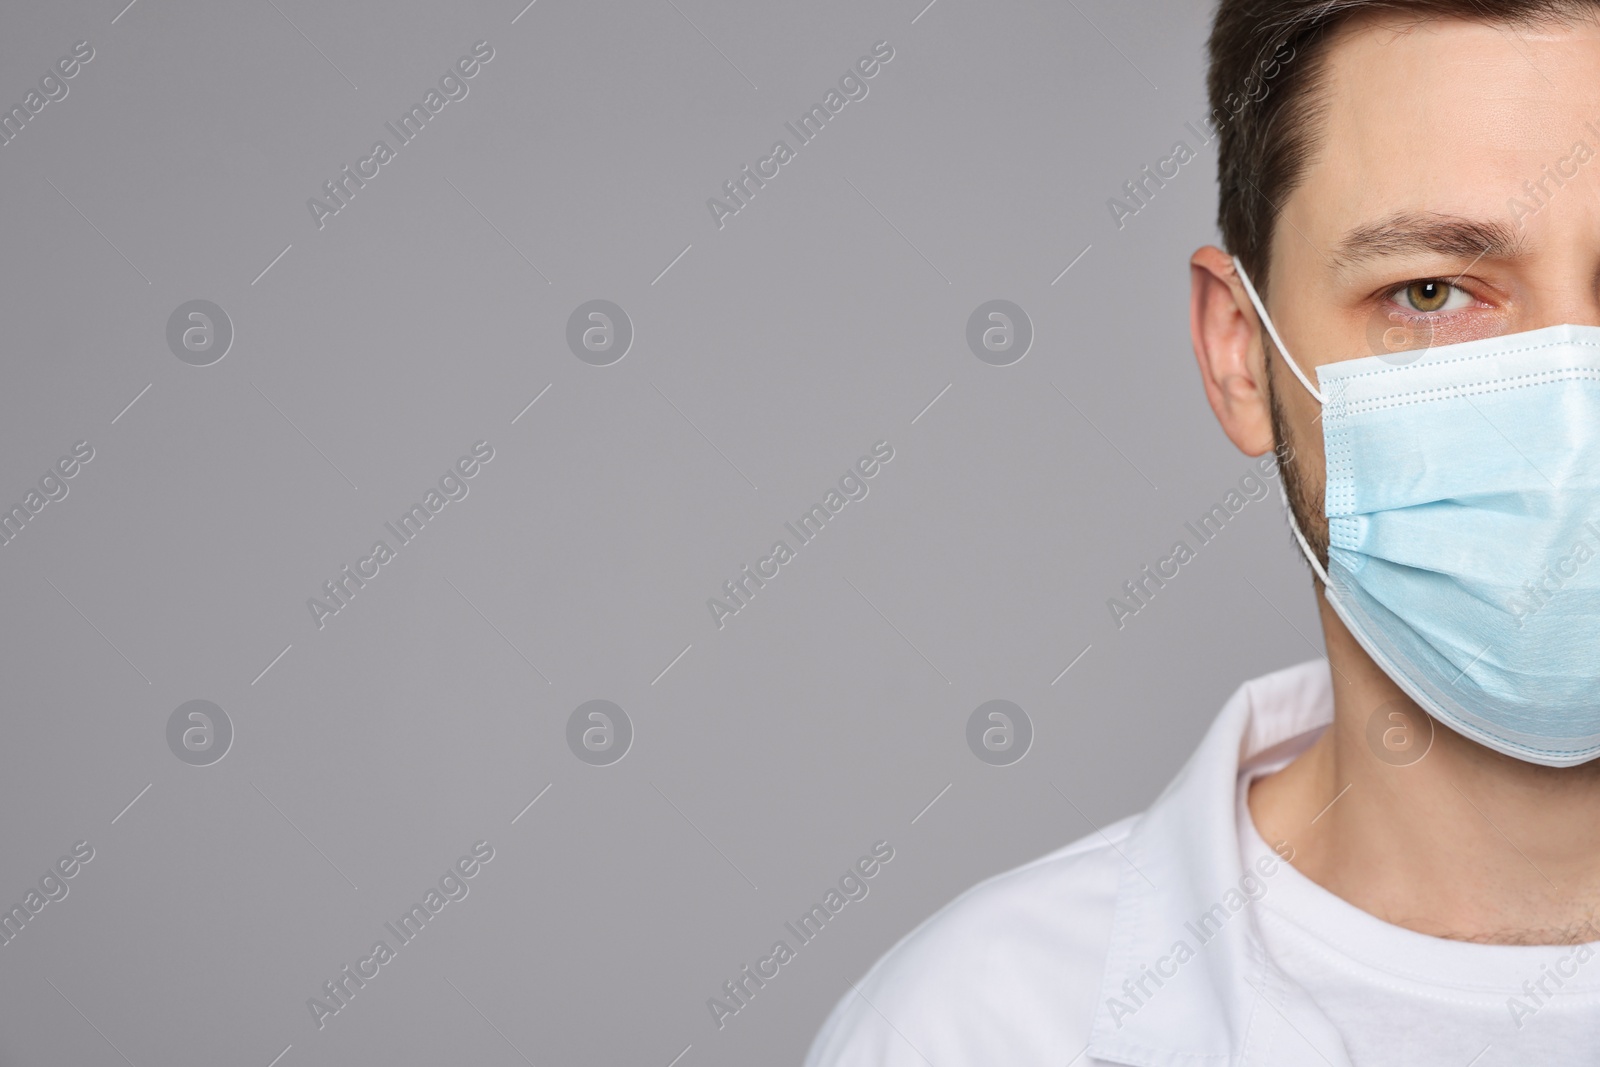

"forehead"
[1286,14,1600,243]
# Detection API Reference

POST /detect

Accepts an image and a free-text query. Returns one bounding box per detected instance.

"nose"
[1529,298,1600,330]
[1516,254,1600,329]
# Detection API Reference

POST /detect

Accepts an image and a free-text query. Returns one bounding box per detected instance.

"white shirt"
[804,658,1600,1066]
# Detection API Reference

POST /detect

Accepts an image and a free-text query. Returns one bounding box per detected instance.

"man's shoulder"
[804,815,1137,1067]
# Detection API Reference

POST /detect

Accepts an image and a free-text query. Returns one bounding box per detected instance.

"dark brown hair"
[1208,0,1596,298]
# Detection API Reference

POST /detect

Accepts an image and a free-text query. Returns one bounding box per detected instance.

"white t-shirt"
[1237,773,1600,1065]
[805,661,1600,1066]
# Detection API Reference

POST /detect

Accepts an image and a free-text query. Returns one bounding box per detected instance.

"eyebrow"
[1330,212,1529,273]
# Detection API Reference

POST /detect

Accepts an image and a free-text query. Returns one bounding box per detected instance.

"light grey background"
[0,0,1320,1063]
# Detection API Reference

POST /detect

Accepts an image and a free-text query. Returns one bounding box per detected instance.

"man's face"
[1267,13,1600,545]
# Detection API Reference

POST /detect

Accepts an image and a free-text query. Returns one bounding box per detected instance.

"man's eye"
[1391,280,1472,314]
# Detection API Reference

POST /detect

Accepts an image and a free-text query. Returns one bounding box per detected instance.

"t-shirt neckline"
[1237,765,1600,997]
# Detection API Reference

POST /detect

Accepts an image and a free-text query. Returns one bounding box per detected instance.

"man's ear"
[1190,245,1277,456]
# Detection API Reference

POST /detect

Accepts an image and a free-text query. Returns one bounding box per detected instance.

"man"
[805,2,1600,1063]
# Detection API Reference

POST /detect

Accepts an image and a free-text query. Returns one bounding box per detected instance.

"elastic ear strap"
[1277,477,1331,586]
[1231,255,1325,405]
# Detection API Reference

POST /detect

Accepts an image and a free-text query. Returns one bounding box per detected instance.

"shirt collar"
[1084,658,1349,1067]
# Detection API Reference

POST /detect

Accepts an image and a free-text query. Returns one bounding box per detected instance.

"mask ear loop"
[1230,255,1333,586]
[1230,255,1325,405]
[1276,478,1331,586]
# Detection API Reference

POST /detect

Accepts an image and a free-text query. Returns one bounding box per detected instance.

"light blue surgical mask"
[1233,255,1600,767]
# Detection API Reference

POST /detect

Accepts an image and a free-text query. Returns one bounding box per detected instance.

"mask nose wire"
[1231,255,1326,405]
[1230,255,1333,586]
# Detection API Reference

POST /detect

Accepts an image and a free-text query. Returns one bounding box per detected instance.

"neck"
[1248,585,1600,945]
